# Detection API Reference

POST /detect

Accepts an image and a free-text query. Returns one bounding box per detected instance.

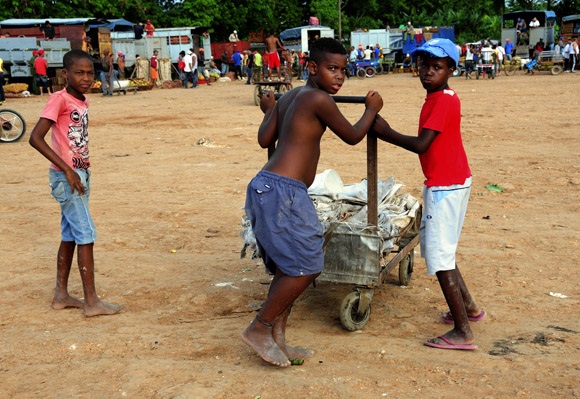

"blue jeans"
[221,62,229,76]
[100,70,115,95]
[184,70,198,88]
[49,168,97,245]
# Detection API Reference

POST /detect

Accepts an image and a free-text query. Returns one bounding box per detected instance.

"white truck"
[279,25,335,53]
[152,27,212,64]
[350,29,403,56]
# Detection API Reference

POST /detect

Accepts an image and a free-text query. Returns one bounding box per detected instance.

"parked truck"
[279,25,335,53]
[351,26,455,61]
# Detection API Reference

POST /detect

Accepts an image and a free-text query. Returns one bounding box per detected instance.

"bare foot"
[83,301,123,317]
[242,319,290,367]
[284,345,314,359]
[52,295,83,310]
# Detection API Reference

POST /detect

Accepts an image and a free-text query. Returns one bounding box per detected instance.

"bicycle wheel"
[356,68,366,79]
[0,109,26,143]
[504,65,517,76]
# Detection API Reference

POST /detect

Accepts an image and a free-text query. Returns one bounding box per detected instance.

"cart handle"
[269,93,378,228]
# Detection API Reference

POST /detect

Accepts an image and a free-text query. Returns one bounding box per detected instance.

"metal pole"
[338,0,342,42]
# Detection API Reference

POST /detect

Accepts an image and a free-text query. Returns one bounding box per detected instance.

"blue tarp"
[280,25,331,42]
[0,18,135,31]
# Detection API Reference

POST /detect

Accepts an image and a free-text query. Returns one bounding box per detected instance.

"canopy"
[280,25,331,42]
[0,18,135,31]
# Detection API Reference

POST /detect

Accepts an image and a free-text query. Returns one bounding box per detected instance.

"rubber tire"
[253,85,260,106]
[0,109,26,143]
[398,251,415,286]
[504,65,517,76]
[452,68,462,77]
[551,65,563,75]
[356,68,366,79]
[339,291,371,331]
[365,66,377,78]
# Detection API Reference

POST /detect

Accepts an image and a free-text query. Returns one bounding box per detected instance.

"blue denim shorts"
[245,170,324,277]
[49,168,97,245]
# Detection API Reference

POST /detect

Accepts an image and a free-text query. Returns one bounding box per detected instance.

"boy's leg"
[427,269,475,346]
[52,240,83,309]
[242,269,318,367]
[77,243,123,317]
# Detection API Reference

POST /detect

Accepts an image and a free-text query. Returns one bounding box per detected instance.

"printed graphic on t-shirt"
[68,108,90,170]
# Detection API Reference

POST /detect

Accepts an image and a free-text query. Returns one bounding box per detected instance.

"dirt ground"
[1,71,579,399]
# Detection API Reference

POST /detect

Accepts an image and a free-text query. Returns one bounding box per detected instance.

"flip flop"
[424,335,477,350]
[441,310,486,324]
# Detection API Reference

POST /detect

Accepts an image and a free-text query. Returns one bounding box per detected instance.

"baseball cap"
[411,38,459,68]
[187,50,193,55]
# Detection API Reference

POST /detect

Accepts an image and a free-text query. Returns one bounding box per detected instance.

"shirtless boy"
[243,38,383,367]
[264,32,284,81]
[29,50,123,317]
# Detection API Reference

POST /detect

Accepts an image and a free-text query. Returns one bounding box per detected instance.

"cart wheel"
[122,90,127,95]
[365,66,377,78]
[253,85,261,106]
[340,291,371,331]
[551,65,563,75]
[398,251,415,286]
[356,68,366,79]
[504,65,517,76]
[278,84,288,94]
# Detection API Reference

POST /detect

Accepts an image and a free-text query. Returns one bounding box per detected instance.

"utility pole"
[338,0,342,41]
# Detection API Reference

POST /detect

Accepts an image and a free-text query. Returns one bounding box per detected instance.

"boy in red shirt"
[29,50,123,317]
[373,39,484,350]
[34,49,52,96]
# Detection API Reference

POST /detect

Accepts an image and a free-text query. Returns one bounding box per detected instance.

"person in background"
[34,49,52,96]
[220,50,229,76]
[504,38,514,61]
[0,55,5,105]
[177,50,186,82]
[145,20,155,37]
[40,20,55,40]
[150,50,159,87]
[134,23,144,40]
[116,51,126,80]
[229,30,239,42]
[198,48,210,85]
[252,50,263,83]
[245,50,255,84]
[232,50,243,81]
[404,21,415,42]
[100,49,114,96]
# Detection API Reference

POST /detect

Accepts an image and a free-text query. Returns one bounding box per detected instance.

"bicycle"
[0,107,26,143]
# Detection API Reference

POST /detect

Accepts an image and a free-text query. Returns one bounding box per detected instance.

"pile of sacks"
[241,169,421,260]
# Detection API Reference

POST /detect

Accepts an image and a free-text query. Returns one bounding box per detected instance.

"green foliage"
[0,0,578,44]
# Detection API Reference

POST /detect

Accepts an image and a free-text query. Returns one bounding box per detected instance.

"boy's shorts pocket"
[50,181,70,204]
[250,176,274,194]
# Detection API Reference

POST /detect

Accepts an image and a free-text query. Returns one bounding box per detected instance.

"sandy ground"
[1,71,579,399]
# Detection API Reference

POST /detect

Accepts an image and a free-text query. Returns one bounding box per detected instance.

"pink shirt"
[41,89,91,170]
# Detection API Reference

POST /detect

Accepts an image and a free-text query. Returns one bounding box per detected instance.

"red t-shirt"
[418,89,471,187]
[34,56,48,75]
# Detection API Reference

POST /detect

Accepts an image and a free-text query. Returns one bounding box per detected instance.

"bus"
[502,10,556,57]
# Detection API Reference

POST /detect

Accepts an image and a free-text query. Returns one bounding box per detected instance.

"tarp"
[280,25,331,42]
[0,18,135,31]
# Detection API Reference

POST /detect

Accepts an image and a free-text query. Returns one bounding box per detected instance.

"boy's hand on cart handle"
[365,90,383,113]
[260,89,276,114]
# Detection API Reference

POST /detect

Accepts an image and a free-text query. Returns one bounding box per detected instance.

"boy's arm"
[317,90,383,145]
[257,91,278,148]
[372,114,437,154]
[29,118,85,194]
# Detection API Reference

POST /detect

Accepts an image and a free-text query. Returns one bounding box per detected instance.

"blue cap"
[411,38,459,68]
